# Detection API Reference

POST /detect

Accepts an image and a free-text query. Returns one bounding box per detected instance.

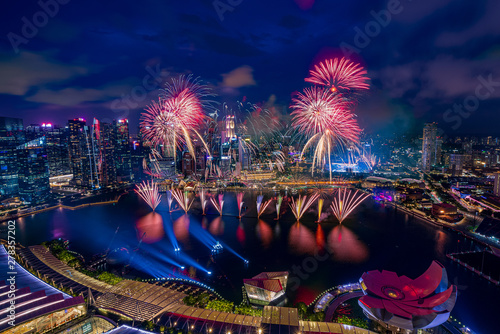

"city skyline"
[0,0,500,137]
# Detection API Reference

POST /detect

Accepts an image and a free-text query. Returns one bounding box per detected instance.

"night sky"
[1,0,499,137]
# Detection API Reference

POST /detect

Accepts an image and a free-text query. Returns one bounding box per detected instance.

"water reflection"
[236,221,245,246]
[136,212,165,244]
[209,216,224,235]
[173,214,190,243]
[327,225,369,263]
[288,222,316,255]
[316,224,325,251]
[257,219,273,249]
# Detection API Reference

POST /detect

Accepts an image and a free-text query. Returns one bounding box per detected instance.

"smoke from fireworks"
[171,189,193,213]
[305,58,370,94]
[289,194,319,221]
[330,188,370,224]
[135,180,162,211]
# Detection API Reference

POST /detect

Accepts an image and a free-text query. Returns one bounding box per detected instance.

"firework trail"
[171,189,193,213]
[362,153,379,170]
[166,190,173,212]
[330,188,370,224]
[275,195,283,220]
[317,198,324,222]
[291,86,361,180]
[237,192,244,218]
[256,195,272,218]
[140,75,214,161]
[199,189,208,215]
[135,180,162,211]
[210,193,224,215]
[289,193,319,221]
[305,57,370,94]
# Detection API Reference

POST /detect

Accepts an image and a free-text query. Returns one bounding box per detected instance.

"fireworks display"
[199,189,208,215]
[171,189,194,213]
[305,57,370,94]
[135,180,162,211]
[166,190,173,212]
[256,195,272,218]
[210,193,224,215]
[330,188,370,224]
[237,192,244,218]
[275,195,283,220]
[289,193,319,221]
[291,86,361,179]
[140,75,213,161]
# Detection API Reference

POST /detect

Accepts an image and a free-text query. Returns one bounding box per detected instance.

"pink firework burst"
[140,75,213,160]
[305,58,370,93]
[135,180,162,211]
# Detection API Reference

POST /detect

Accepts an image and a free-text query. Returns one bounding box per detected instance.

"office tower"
[494,173,500,197]
[436,137,443,164]
[68,118,86,187]
[95,120,117,187]
[17,137,50,204]
[0,117,24,197]
[130,137,144,181]
[422,123,438,172]
[114,119,132,182]
[44,124,71,177]
[449,154,464,177]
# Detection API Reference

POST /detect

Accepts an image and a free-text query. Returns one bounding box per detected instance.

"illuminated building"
[243,271,288,306]
[94,120,117,187]
[494,173,500,196]
[449,153,464,176]
[422,123,438,172]
[16,137,50,204]
[0,117,24,197]
[68,118,86,187]
[130,136,144,181]
[358,261,457,330]
[114,119,132,182]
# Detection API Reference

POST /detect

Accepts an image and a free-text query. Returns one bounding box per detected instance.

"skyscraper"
[494,173,500,197]
[68,118,86,187]
[94,120,117,187]
[44,124,71,177]
[114,119,132,182]
[0,117,24,197]
[422,123,438,172]
[17,137,50,204]
[449,154,464,177]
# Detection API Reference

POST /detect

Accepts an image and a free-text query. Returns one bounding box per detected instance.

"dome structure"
[358,261,457,330]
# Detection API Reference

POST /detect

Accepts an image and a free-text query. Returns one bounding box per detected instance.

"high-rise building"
[130,137,144,181]
[114,119,132,182]
[68,118,86,187]
[449,154,464,177]
[422,123,438,172]
[17,137,50,204]
[94,120,117,187]
[0,117,24,197]
[494,173,500,197]
[44,124,71,177]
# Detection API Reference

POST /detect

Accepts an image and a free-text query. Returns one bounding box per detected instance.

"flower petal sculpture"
[358,261,457,330]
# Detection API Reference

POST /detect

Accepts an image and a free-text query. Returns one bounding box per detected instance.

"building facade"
[422,123,438,172]
[114,119,132,182]
[0,117,24,197]
[16,137,50,204]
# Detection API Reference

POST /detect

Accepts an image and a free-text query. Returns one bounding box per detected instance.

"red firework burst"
[140,75,213,158]
[291,86,360,143]
[305,58,370,93]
